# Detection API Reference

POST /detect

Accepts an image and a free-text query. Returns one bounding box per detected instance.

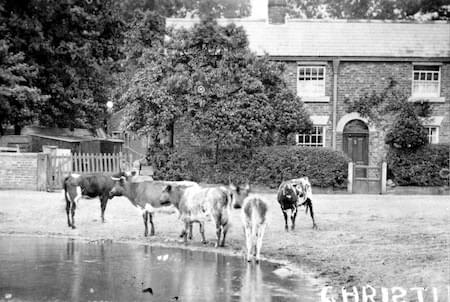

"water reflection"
[0,236,316,302]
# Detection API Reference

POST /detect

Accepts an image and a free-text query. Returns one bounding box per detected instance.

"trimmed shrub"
[386,144,450,186]
[150,146,350,188]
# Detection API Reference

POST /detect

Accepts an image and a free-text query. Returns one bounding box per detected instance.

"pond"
[0,236,318,302]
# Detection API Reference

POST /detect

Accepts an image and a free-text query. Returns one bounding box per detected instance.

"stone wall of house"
[0,153,40,190]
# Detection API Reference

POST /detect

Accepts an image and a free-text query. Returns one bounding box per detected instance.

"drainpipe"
[332,59,340,150]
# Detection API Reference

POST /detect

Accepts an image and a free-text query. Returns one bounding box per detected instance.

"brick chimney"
[268,0,287,24]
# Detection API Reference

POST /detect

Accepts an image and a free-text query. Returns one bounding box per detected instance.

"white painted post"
[348,162,354,193]
[381,161,387,194]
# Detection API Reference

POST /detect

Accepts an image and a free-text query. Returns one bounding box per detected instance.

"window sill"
[300,96,330,103]
[408,96,445,103]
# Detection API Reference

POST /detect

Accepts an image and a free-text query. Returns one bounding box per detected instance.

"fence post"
[347,162,354,193]
[381,161,387,194]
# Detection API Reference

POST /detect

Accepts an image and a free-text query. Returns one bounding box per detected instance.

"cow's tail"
[221,189,233,227]
[63,176,71,204]
[304,198,311,215]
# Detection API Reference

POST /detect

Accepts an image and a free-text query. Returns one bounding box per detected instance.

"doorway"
[343,120,369,177]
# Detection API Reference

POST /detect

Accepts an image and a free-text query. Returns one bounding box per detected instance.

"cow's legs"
[189,222,193,240]
[70,201,76,229]
[215,223,222,248]
[65,197,72,228]
[100,195,108,223]
[199,221,207,244]
[244,224,252,262]
[282,209,289,231]
[291,207,298,231]
[182,220,190,244]
[255,224,266,264]
[149,213,155,236]
[143,211,148,237]
[220,223,229,247]
[307,198,318,229]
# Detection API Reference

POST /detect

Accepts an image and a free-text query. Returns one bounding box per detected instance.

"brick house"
[166,4,450,168]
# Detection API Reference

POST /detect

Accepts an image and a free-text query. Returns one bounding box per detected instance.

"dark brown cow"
[63,172,126,229]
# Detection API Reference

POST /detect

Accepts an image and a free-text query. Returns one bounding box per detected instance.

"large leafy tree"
[119,18,312,156]
[117,0,251,19]
[0,40,48,134]
[0,0,124,132]
[287,0,450,20]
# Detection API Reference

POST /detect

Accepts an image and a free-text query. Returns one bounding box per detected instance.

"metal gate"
[349,162,387,194]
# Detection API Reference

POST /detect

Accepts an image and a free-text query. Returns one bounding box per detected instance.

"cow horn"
[120,176,126,180]
[111,176,120,180]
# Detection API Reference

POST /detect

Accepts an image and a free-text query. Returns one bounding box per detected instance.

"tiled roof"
[166,18,450,58]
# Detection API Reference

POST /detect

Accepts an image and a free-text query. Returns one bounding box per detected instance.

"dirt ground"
[0,189,449,301]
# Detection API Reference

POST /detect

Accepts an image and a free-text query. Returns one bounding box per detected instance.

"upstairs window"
[297,66,326,97]
[412,65,440,98]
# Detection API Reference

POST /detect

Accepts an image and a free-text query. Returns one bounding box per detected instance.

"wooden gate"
[348,162,387,194]
[47,152,127,190]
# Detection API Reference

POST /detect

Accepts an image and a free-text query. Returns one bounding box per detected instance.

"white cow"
[241,196,268,263]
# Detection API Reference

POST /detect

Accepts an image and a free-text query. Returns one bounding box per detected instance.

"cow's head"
[280,183,298,203]
[109,171,136,198]
[159,184,186,207]
[229,181,251,209]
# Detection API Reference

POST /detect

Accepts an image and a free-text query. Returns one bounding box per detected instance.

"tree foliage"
[0,0,124,131]
[345,79,428,150]
[117,0,251,19]
[119,18,312,153]
[287,0,450,20]
[0,40,48,134]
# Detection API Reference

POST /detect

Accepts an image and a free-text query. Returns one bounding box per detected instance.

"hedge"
[151,146,350,189]
[386,144,450,186]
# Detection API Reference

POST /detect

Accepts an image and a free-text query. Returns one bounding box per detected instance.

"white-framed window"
[297,66,326,97]
[296,126,326,147]
[412,65,440,98]
[425,126,439,144]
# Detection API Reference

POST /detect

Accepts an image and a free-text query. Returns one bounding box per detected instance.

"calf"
[63,172,125,229]
[277,181,299,231]
[241,196,268,263]
[109,175,197,236]
[288,177,317,229]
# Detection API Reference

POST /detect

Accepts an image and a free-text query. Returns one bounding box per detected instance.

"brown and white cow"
[159,182,251,247]
[279,177,317,230]
[109,176,198,236]
[241,196,268,263]
[63,172,127,229]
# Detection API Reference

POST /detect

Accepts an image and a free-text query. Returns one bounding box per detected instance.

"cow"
[241,196,268,263]
[288,177,317,229]
[277,181,300,231]
[159,182,251,247]
[108,175,197,237]
[63,172,127,229]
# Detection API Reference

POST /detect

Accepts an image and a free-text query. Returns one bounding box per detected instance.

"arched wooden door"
[343,120,369,177]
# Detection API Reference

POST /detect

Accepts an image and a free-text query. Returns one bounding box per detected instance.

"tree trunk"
[14,124,21,135]
[168,121,175,148]
[215,142,220,164]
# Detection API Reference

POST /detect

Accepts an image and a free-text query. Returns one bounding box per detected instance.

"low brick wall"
[0,153,41,190]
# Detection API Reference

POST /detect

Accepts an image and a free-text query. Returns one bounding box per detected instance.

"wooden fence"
[71,152,126,174]
[47,152,127,190]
